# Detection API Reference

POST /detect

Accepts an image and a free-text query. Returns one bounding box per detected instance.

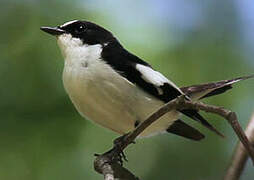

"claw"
[112,134,129,164]
[96,133,130,166]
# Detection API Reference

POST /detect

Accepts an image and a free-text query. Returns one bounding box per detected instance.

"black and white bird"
[40,20,253,140]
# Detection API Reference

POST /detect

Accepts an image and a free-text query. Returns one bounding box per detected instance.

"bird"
[40,20,253,141]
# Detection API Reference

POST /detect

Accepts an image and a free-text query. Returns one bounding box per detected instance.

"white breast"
[58,34,180,137]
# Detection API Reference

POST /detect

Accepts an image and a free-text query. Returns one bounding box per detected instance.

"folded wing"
[101,45,225,140]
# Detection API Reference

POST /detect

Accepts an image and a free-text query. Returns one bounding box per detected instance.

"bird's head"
[40,20,116,58]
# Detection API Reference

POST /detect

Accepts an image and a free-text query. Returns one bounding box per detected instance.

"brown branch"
[94,95,254,180]
[224,113,254,180]
[94,154,139,180]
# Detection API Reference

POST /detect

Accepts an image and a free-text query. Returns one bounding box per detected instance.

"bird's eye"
[75,25,86,34]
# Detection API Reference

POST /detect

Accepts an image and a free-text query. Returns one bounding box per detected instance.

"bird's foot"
[94,133,132,166]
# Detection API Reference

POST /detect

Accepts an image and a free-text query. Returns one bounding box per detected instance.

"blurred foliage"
[0,0,254,180]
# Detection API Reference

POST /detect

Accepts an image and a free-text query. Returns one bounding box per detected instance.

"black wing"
[101,41,182,101]
[101,41,222,138]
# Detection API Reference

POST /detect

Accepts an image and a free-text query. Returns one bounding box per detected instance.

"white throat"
[57,34,103,66]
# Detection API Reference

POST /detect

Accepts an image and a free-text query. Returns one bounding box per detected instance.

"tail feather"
[180,75,254,100]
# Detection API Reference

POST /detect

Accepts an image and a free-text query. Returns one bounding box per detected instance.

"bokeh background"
[1,0,254,179]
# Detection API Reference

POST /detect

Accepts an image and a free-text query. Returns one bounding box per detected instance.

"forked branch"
[94,95,254,180]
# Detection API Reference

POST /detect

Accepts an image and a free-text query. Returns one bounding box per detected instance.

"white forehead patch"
[60,20,78,28]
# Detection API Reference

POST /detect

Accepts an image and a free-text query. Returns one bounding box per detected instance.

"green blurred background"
[1,0,254,179]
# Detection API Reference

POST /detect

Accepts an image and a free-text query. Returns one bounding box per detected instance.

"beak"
[40,26,66,36]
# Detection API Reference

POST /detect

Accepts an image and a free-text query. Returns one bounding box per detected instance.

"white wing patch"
[135,64,183,94]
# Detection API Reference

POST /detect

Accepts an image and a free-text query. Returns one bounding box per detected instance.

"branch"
[224,113,254,180]
[94,154,139,180]
[94,95,254,180]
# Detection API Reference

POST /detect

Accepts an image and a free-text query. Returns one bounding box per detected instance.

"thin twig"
[94,95,254,180]
[224,113,254,180]
[123,96,254,162]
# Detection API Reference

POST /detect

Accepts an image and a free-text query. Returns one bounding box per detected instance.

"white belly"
[63,59,179,137]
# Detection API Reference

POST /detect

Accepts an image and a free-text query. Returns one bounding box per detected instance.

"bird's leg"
[113,133,130,162]
[94,133,132,166]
